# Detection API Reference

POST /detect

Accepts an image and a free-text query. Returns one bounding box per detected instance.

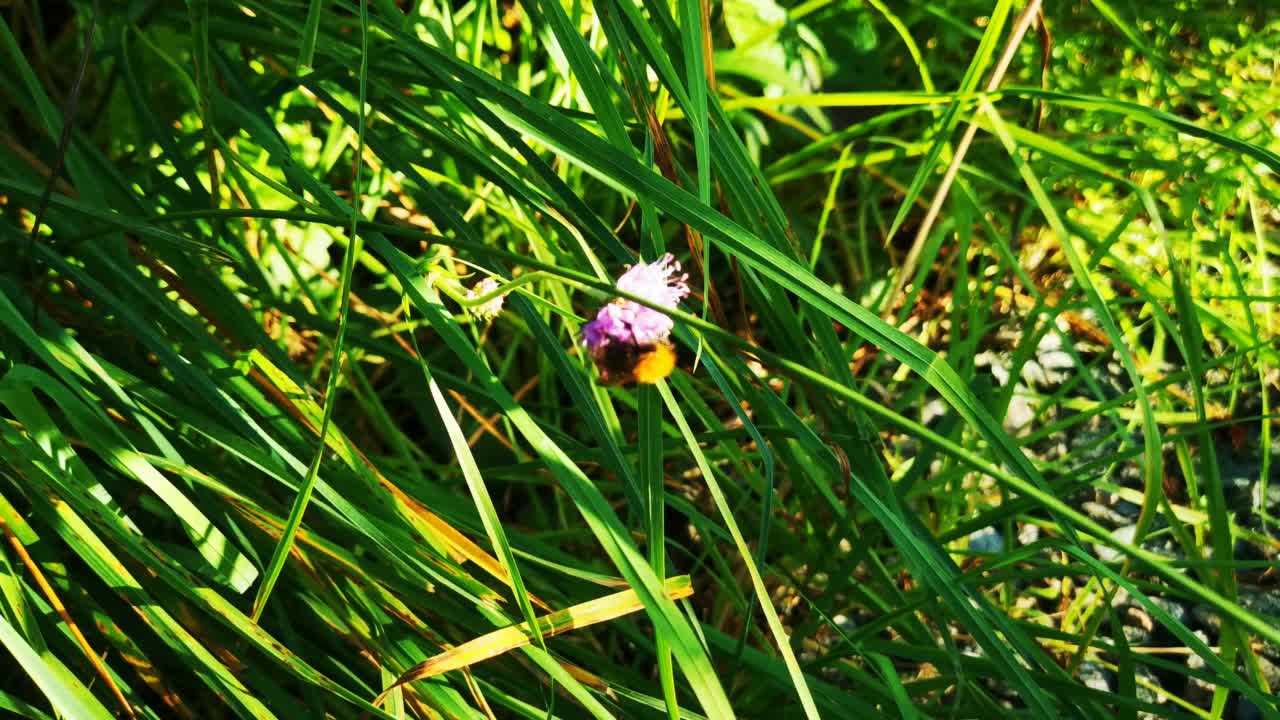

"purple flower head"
[581,301,674,351]
[581,254,688,352]
[616,253,689,308]
[580,304,623,350]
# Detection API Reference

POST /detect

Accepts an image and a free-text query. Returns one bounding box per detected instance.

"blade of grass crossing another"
[0,393,282,718]
[678,0,713,318]
[376,577,695,700]
[187,0,218,205]
[0,516,139,719]
[419,356,548,669]
[417,358,619,718]
[686,342,777,670]
[1166,247,1251,712]
[655,382,821,720]
[1056,543,1276,712]
[0,293,259,593]
[410,34,1090,553]
[525,0,630,150]
[882,0,1013,248]
[639,132,680,720]
[0,615,115,720]
[0,522,41,650]
[1004,87,1280,173]
[1245,187,1273,532]
[251,0,369,621]
[640,385,680,720]
[39,196,1280,705]
[297,0,327,71]
[0,688,56,720]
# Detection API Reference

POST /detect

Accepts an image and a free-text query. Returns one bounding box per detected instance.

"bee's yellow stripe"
[634,343,676,384]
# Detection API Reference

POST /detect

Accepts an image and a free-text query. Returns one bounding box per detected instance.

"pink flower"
[582,254,689,351]
[615,253,689,309]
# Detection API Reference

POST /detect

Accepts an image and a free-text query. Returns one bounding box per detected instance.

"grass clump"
[0,1,1277,718]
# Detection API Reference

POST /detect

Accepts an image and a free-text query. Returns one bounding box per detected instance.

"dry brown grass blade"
[0,515,138,720]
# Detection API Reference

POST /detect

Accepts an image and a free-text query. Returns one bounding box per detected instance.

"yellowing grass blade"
[375,576,694,703]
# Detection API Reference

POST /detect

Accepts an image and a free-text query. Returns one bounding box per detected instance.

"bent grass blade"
[375,576,695,704]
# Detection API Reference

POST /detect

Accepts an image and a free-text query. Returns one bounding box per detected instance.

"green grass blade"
[252,0,370,621]
[657,381,820,719]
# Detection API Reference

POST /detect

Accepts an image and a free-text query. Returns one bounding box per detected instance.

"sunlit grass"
[0,1,1278,718]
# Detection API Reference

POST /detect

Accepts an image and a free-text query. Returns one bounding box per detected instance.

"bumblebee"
[592,340,678,385]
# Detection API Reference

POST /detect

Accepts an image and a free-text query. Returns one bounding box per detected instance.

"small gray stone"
[1122,623,1152,645]
[1134,665,1163,706]
[1146,596,1190,626]
[1017,523,1041,545]
[1112,498,1142,518]
[1021,359,1050,387]
[968,527,1004,554]
[985,674,1018,701]
[1040,349,1075,370]
[1116,604,1154,645]
[1004,387,1036,431]
[974,350,1010,387]
[1116,463,1143,485]
[1241,587,1280,618]
[1256,653,1280,690]
[1095,524,1137,563]
[1222,468,1258,508]
[1084,501,1133,527]
[1192,605,1222,634]
[831,613,857,633]
[1139,534,1180,559]
[1254,480,1280,510]
[1077,661,1112,693]
[1183,631,1216,708]
[921,398,947,427]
